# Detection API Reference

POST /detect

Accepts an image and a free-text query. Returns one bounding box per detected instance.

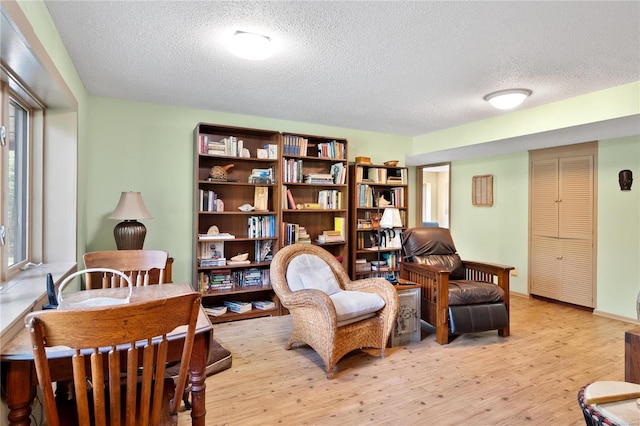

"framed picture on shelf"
[255,240,274,262]
[200,241,224,260]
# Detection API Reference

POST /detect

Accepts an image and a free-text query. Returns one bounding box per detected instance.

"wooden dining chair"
[26,292,201,426]
[83,250,169,289]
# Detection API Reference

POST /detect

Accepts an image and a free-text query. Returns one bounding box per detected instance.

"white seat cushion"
[286,254,342,295]
[329,291,385,324]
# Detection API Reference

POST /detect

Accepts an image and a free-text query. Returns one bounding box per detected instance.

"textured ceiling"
[44,1,640,137]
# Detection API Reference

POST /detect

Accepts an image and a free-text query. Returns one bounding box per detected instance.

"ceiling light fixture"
[229,31,273,60]
[484,89,532,110]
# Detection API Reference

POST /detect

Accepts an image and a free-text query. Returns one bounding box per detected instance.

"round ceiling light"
[484,89,532,110]
[228,31,273,60]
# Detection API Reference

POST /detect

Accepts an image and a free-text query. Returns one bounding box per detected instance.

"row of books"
[198,189,224,212]
[283,158,304,183]
[282,134,309,156]
[356,185,405,208]
[317,140,345,159]
[199,268,271,292]
[200,135,244,157]
[281,222,312,245]
[248,215,277,238]
[318,189,343,210]
[356,166,407,184]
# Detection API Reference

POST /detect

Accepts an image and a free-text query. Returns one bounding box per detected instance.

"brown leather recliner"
[399,227,513,344]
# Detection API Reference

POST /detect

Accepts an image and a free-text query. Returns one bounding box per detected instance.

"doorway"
[417,163,450,228]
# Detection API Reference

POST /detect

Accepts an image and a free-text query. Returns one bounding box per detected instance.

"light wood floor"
[179,295,638,425]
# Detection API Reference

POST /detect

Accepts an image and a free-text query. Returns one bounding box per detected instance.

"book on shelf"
[252,300,276,310]
[224,300,252,314]
[254,186,269,211]
[198,233,235,240]
[286,188,297,209]
[199,241,224,260]
[203,306,227,317]
[334,217,345,239]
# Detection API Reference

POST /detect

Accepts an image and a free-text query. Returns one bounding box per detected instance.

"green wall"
[449,152,530,295]
[596,136,640,319]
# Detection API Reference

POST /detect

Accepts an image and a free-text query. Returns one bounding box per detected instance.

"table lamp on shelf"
[108,191,152,250]
[380,207,403,248]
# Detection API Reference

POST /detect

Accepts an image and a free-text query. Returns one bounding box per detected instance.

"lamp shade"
[108,192,152,220]
[380,207,402,229]
[108,192,152,250]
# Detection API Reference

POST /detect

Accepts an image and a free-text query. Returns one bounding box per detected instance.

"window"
[1,82,33,278]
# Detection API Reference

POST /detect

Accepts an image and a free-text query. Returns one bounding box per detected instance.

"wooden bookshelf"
[194,124,350,322]
[348,163,409,281]
[194,123,282,323]
[281,133,349,268]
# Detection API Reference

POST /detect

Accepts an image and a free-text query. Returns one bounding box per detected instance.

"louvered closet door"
[559,238,594,307]
[530,236,561,299]
[531,159,559,237]
[558,156,593,240]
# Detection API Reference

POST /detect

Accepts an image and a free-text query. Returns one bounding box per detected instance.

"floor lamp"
[108,191,152,250]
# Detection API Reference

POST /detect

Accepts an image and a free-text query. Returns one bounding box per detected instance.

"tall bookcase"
[194,124,349,322]
[194,123,282,323]
[348,163,409,281]
[281,133,349,268]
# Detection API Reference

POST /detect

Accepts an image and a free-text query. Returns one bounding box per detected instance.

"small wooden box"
[355,156,371,164]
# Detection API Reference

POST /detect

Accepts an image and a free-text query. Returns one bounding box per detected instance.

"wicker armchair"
[270,244,398,378]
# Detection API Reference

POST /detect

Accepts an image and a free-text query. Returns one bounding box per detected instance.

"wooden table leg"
[4,360,35,426]
[189,330,210,426]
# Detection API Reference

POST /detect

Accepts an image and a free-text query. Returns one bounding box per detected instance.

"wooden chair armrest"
[462,260,514,275]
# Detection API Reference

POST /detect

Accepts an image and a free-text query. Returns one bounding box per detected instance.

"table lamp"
[380,207,403,248]
[108,191,152,250]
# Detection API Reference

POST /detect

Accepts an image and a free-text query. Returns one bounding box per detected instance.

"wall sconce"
[108,191,152,249]
[619,170,633,191]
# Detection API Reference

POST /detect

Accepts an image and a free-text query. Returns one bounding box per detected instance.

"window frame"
[0,78,39,280]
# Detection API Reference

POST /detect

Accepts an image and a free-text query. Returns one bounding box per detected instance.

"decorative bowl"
[384,160,399,167]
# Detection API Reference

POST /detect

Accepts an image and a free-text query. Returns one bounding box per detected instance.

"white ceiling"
[44,1,639,138]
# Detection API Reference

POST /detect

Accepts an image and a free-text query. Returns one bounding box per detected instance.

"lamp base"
[113,220,146,250]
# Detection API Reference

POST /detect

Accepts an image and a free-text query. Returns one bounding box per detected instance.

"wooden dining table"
[0,283,213,426]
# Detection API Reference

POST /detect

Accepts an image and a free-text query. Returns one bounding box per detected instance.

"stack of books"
[355,258,372,272]
[198,257,226,267]
[223,300,252,313]
[304,173,333,184]
[207,269,234,290]
[252,300,276,310]
[249,168,274,184]
[297,227,311,244]
[316,230,344,244]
